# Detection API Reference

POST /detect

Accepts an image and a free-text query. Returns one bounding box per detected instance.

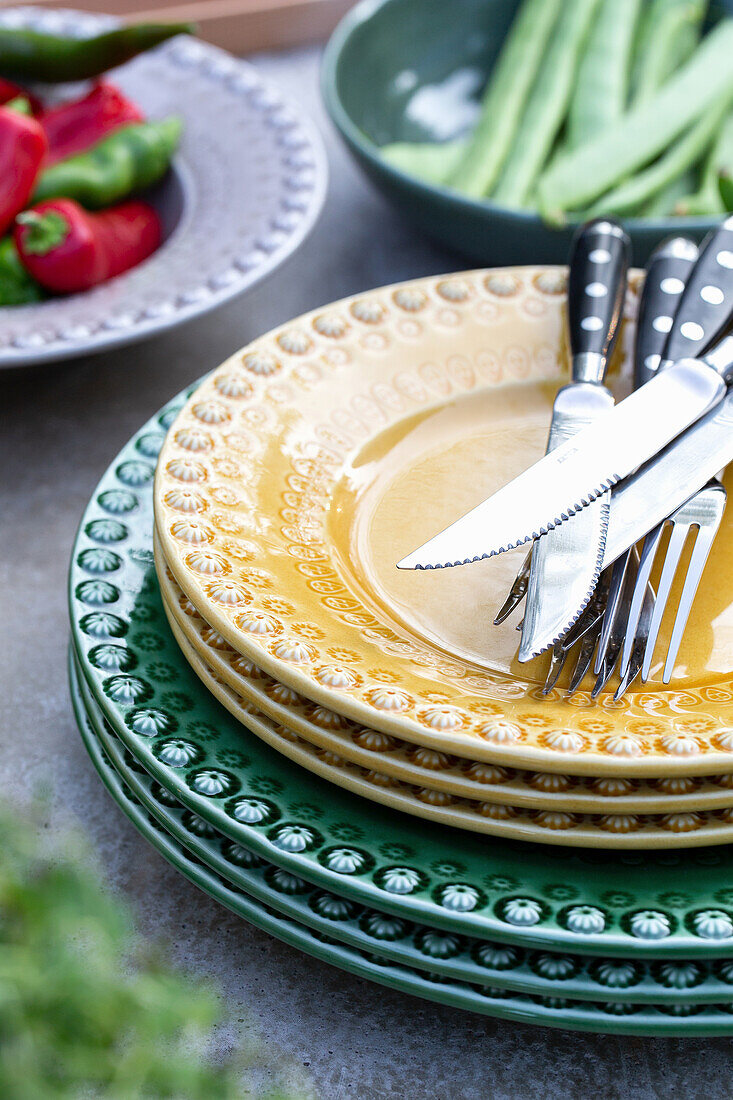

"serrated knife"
[397,216,733,572]
[517,219,630,661]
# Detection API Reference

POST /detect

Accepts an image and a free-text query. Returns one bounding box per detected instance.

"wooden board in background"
[0,0,354,53]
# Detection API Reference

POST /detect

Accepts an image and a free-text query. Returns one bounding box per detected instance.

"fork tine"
[542,641,568,695]
[591,557,638,697]
[615,580,655,700]
[567,625,601,698]
[633,520,689,679]
[494,550,532,625]
[619,525,664,675]
[662,522,719,683]
[593,554,630,674]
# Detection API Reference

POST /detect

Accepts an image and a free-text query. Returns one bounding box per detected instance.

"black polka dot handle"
[661,214,733,370]
[567,218,631,385]
[635,237,699,388]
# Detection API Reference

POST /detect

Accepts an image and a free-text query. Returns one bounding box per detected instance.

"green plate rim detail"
[74,653,733,1007]
[69,654,733,1036]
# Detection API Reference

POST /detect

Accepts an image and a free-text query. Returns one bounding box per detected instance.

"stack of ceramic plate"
[70,269,733,1035]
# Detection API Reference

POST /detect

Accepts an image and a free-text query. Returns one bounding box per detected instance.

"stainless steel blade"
[517,386,614,660]
[601,388,733,569]
[397,359,726,571]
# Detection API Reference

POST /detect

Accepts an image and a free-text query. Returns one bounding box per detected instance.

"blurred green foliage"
[0,805,310,1099]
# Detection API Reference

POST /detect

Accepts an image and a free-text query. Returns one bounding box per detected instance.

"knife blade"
[517,219,630,661]
[602,387,733,567]
[396,353,728,569]
[397,219,733,572]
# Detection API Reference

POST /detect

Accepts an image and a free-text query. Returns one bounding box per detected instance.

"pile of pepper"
[0,21,190,304]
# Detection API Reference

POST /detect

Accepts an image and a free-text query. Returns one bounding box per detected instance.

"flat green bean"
[448,0,563,197]
[492,0,601,208]
[676,112,733,215]
[629,0,704,103]
[632,0,705,105]
[380,139,467,185]
[566,0,642,150]
[584,99,728,218]
[641,169,696,216]
[536,20,733,219]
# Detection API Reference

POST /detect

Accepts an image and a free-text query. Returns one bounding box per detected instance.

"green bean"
[641,169,696,216]
[720,172,733,210]
[566,0,642,150]
[584,99,728,218]
[631,0,705,105]
[630,0,704,105]
[448,0,563,197]
[536,20,733,219]
[676,112,733,215]
[380,139,467,186]
[492,0,601,208]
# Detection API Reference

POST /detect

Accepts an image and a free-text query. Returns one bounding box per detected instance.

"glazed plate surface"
[69,388,733,954]
[155,270,733,776]
[156,548,733,816]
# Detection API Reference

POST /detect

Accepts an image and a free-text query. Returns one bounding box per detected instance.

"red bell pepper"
[15,197,161,294]
[40,82,144,166]
[0,100,47,236]
[0,78,41,113]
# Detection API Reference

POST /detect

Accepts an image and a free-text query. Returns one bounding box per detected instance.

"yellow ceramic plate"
[157,545,733,814]
[155,269,733,777]
[161,598,733,849]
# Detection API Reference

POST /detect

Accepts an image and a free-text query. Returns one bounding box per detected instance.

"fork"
[606,222,733,695]
[541,236,699,697]
[565,226,733,698]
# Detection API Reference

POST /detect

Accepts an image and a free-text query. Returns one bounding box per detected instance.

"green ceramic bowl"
[322,0,730,266]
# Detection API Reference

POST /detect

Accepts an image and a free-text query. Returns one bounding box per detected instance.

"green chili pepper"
[0,237,44,305]
[0,23,194,83]
[32,117,182,208]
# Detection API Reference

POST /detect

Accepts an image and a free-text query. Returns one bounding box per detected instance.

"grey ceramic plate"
[0,7,327,368]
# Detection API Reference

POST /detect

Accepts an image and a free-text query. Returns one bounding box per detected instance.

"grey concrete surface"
[3,46,732,1099]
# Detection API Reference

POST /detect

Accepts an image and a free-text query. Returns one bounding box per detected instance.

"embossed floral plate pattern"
[68,390,733,957]
[71,662,733,1035]
[0,8,326,367]
[154,269,733,777]
[162,602,733,849]
[73,657,733,1008]
[156,550,733,816]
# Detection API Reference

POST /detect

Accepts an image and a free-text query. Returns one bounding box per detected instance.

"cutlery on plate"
[397,216,733,572]
[612,230,732,689]
[497,219,630,661]
[558,234,730,697]
[540,236,699,695]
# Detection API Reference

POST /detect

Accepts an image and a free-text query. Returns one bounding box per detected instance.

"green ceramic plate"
[71,658,733,1035]
[69,387,733,958]
[322,0,730,266]
[73,654,733,1007]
